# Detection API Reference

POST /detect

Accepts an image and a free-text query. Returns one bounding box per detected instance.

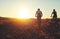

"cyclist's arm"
[51,12,53,17]
[35,12,37,17]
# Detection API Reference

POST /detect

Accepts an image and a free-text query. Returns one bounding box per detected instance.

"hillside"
[0,17,60,39]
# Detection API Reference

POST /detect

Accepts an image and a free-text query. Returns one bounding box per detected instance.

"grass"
[0,17,60,39]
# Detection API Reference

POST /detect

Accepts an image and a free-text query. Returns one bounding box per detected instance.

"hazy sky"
[0,0,60,18]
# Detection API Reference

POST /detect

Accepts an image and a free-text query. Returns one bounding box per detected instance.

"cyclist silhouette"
[35,8,43,26]
[51,9,57,21]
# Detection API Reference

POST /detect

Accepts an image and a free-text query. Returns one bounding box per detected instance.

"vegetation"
[0,17,60,39]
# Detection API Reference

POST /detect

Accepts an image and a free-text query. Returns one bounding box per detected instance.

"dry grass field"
[0,17,60,39]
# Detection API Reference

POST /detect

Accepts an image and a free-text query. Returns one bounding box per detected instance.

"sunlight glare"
[17,7,30,18]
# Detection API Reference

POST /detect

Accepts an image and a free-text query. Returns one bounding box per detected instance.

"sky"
[0,0,60,19]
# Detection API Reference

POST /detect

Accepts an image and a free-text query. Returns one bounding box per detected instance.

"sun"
[17,7,30,18]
